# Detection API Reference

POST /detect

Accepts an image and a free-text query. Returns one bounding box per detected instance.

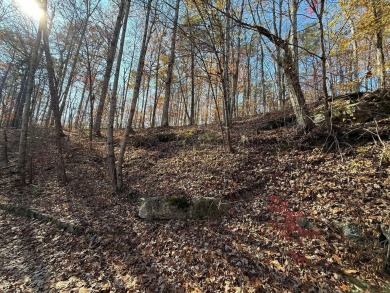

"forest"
[0,0,389,291]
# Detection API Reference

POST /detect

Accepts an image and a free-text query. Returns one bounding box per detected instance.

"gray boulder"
[138,196,230,220]
[334,221,363,242]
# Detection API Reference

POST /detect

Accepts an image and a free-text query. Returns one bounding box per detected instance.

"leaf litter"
[0,118,389,292]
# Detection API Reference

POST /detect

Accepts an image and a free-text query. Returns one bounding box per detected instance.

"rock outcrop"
[138,196,230,220]
[313,90,390,125]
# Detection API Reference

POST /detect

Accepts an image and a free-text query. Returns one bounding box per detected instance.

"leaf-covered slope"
[0,114,389,292]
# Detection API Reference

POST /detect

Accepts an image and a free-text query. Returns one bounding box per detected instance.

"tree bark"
[151,31,163,128]
[117,0,153,190]
[222,0,234,152]
[41,0,67,183]
[122,0,153,132]
[218,4,314,131]
[107,0,131,192]
[12,70,28,128]
[107,0,130,192]
[348,19,360,92]
[17,27,42,184]
[372,0,386,89]
[190,42,196,125]
[141,72,151,128]
[161,0,180,127]
[318,0,331,131]
[94,0,128,137]
[308,0,330,131]
[59,17,90,116]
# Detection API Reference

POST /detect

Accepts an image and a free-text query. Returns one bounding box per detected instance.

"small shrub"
[267,195,318,241]
[267,195,318,266]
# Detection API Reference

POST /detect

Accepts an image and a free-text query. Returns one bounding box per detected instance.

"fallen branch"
[0,203,100,237]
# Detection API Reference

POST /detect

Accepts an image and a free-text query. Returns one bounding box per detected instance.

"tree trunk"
[289,0,299,77]
[348,19,360,92]
[260,41,266,114]
[190,43,196,125]
[231,1,244,118]
[59,17,90,116]
[226,6,314,130]
[119,54,134,129]
[123,0,154,132]
[107,0,131,192]
[42,0,67,183]
[161,0,180,127]
[151,32,163,128]
[75,80,87,128]
[0,58,13,118]
[222,0,234,153]
[308,0,330,131]
[273,0,284,111]
[317,1,331,131]
[372,0,386,89]
[117,0,153,190]
[12,70,28,128]
[141,72,151,128]
[94,0,128,137]
[17,27,42,184]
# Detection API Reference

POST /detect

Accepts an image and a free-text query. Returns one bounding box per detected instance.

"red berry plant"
[267,195,318,264]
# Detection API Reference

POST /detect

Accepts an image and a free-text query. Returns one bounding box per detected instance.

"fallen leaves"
[270,260,285,272]
[0,122,389,291]
[343,269,358,275]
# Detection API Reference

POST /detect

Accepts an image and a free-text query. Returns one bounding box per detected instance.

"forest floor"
[0,112,390,292]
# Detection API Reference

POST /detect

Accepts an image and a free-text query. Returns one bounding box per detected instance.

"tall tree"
[117,0,153,190]
[307,0,331,131]
[161,0,181,127]
[41,0,67,183]
[59,0,100,116]
[372,0,386,89]
[107,0,131,191]
[93,0,128,137]
[223,2,314,131]
[17,26,42,184]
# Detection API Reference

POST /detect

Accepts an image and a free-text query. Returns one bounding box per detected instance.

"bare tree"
[107,0,131,192]
[161,0,181,127]
[17,27,42,184]
[41,0,67,183]
[94,0,128,137]
[117,0,153,190]
[211,0,314,131]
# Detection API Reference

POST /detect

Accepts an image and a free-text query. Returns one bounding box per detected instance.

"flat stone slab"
[138,196,230,220]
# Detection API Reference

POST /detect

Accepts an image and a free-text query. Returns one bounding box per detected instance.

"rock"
[189,197,230,220]
[334,222,363,242]
[313,113,325,124]
[298,217,311,230]
[313,90,390,126]
[138,196,230,220]
[257,115,296,131]
[342,223,363,241]
[380,224,390,242]
[138,197,188,220]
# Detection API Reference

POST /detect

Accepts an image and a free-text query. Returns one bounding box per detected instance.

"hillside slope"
[0,97,389,292]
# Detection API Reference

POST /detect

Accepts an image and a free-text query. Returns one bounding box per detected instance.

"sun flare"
[14,0,44,21]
